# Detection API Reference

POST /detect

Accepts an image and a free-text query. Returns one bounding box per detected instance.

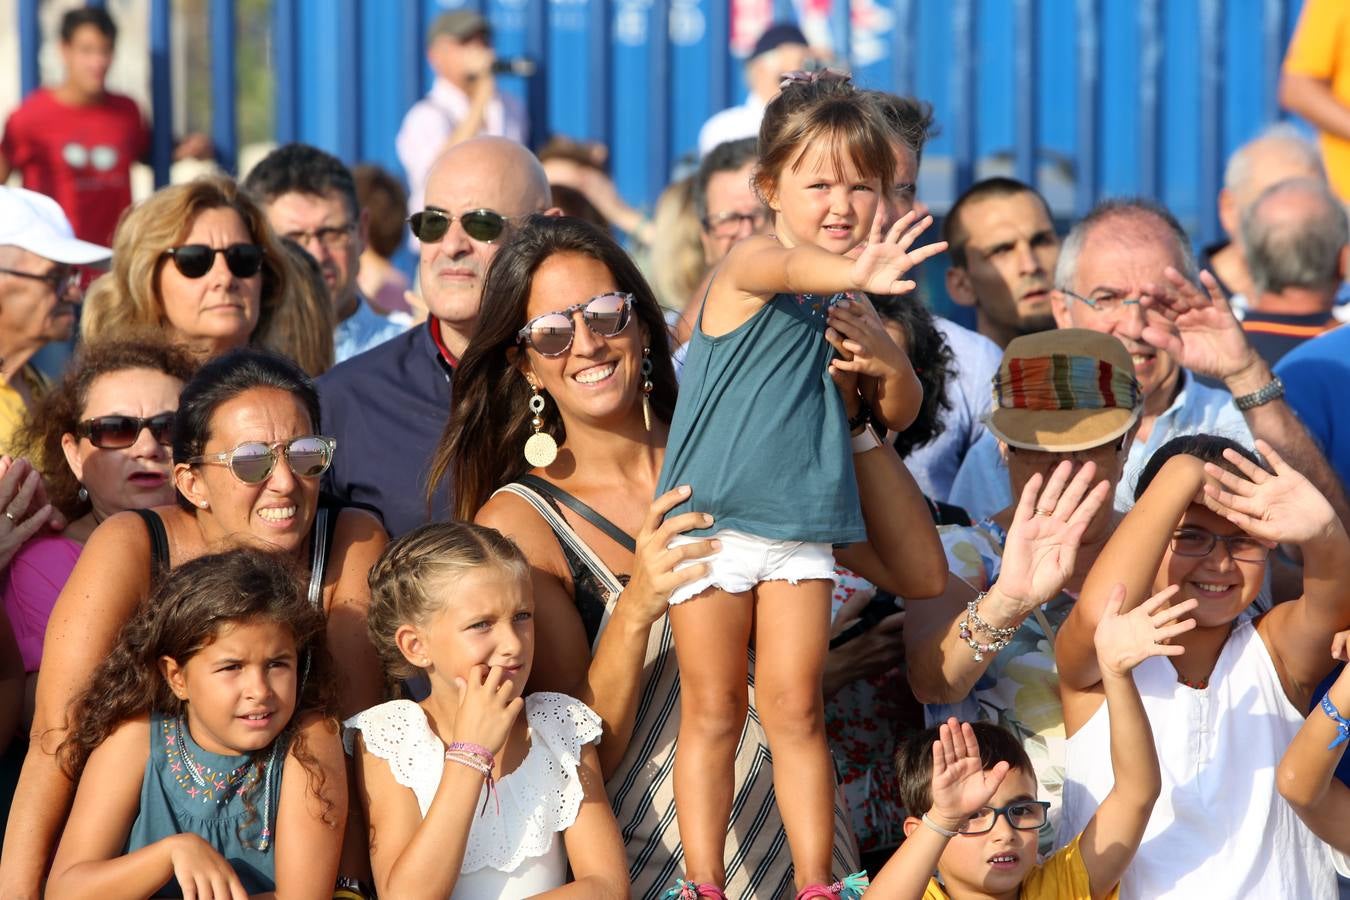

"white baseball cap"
[0,187,111,265]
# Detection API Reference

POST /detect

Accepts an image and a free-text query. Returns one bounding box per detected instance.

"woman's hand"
[1202,439,1339,546]
[1331,630,1349,663]
[1094,584,1197,679]
[451,665,524,757]
[618,486,720,626]
[927,718,1011,830]
[825,295,908,380]
[993,460,1111,616]
[848,209,947,296]
[0,456,55,571]
[165,833,248,900]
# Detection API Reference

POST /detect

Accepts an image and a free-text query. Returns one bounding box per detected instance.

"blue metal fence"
[11,0,1311,247]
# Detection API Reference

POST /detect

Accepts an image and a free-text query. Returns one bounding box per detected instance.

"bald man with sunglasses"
[316,137,558,537]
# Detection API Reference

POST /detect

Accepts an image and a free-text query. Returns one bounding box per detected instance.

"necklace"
[170,716,282,850]
[1177,674,1210,690]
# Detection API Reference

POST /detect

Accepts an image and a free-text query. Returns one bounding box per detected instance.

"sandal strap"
[795,872,870,900]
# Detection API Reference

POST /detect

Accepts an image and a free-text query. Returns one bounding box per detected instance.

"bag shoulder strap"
[515,474,636,554]
[494,482,625,601]
[133,508,169,582]
[307,506,331,611]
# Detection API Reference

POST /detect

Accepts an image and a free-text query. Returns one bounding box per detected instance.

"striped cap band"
[994,353,1141,412]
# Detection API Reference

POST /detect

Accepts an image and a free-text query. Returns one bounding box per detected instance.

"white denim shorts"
[665,528,836,606]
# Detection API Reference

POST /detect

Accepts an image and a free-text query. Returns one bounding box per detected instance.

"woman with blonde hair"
[82,175,286,361]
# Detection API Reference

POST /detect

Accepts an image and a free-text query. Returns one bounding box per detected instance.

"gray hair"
[1055,198,1198,292]
[1241,177,1347,297]
[693,138,759,222]
[1224,123,1325,195]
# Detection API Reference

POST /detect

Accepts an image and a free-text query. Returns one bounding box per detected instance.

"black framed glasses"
[281,223,355,250]
[957,800,1051,835]
[162,244,264,279]
[0,266,81,296]
[409,208,510,244]
[1059,288,1141,315]
[77,413,175,449]
[1170,526,1270,563]
[516,292,634,357]
[702,208,769,238]
[187,435,336,485]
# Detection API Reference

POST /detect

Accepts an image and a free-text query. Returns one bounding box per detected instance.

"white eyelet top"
[344,692,602,896]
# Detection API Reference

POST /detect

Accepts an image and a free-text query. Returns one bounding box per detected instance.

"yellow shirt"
[922,833,1120,900]
[0,365,47,455]
[1283,0,1350,199]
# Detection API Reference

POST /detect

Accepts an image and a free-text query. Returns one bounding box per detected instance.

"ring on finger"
[3,510,16,525]
[1034,507,1054,517]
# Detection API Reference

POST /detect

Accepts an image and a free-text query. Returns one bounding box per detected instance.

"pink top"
[3,533,82,672]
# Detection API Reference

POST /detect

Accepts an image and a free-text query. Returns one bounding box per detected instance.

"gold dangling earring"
[523,383,559,468]
[641,347,654,432]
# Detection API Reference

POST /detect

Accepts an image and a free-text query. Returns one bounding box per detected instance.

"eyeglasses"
[702,208,769,238]
[162,244,264,279]
[281,223,355,250]
[1059,289,1141,314]
[1170,526,1270,563]
[517,292,634,357]
[187,435,336,485]
[77,413,175,449]
[0,266,81,296]
[409,208,510,244]
[957,801,1051,835]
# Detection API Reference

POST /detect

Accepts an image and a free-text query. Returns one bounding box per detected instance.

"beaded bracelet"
[965,592,1019,641]
[958,617,1010,662]
[1321,694,1350,750]
[445,743,500,815]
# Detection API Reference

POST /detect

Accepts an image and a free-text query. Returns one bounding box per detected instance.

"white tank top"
[1058,619,1336,900]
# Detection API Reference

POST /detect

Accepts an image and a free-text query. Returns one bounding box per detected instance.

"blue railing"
[12,0,1308,248]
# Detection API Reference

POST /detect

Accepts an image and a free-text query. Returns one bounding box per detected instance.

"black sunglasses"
[409,208,509,244]
[162,244,264,279]
[77,413,175,450]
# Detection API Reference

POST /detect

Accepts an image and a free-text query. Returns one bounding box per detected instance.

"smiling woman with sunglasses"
[80,176,289,362]
[2,349,388,894]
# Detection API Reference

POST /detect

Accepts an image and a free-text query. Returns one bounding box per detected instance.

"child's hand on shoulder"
[452,664,525,756]
[165,832,248,900]
[847,208,947,296]
[1094,583,1197,679]
[927,717,1010,833]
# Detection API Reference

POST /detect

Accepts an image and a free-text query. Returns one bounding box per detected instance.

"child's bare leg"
[670,586,754,886]
[754,578,835,887]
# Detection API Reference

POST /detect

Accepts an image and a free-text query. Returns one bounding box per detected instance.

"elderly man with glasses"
[0,188,108,451]
[950,198,1348,529]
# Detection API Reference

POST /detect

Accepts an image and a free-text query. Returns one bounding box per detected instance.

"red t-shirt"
[1,88,149,245]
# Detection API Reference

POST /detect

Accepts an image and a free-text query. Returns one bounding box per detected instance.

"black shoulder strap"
[133,508,170,581]
[516,474,636,554]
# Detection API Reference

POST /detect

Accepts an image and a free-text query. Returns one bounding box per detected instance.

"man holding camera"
[396,10,528,219]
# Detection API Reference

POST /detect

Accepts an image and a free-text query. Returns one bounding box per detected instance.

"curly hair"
[867,295,955,458]
[57,548,339,829]
[80,176,286,351]
[366,522,529,684]
[10,337,197,520]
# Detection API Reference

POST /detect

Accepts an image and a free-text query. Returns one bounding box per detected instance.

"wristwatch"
[1233,376,1284,411]
[851,423,882,454]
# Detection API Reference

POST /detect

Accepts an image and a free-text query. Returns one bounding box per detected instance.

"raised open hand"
[1094,583,1197,678]
[1202,439,1338,546]
[994,461,1111,616]
[1139,268,1263,385]
[848,208,947,296]
[928,718,1011,829]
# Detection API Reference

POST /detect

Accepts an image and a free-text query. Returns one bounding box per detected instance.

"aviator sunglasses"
[162,244,264,279]
[517,292,635,357]
[77,413,175,450]
[409,208,510,244]
[187,435,336,485]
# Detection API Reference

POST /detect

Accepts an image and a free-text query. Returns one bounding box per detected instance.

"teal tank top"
[126,712,288,897]
[657,291,864,544]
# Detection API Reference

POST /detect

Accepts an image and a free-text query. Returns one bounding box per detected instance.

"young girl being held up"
[346,522,627,898]
[46,549,348,900]
[654,71,947,899]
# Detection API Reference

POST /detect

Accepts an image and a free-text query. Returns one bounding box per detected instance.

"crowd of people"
[1,4,1349,900]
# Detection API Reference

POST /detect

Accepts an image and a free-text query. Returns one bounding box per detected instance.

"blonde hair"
[82,176,286,348]
[366,522,529,682]
[257,240,336,377]
[649,175,707,311]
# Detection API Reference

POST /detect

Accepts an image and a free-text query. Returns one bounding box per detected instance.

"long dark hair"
[431,215,678,521]
[58,548,339,825]
[867,294,955,458]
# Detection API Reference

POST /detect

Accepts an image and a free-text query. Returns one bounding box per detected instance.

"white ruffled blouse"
[344,692,602,897]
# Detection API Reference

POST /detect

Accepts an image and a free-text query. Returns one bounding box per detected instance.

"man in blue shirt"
[317,137,556,537]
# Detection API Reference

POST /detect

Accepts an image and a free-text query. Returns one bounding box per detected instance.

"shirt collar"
[426,317,457,376]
